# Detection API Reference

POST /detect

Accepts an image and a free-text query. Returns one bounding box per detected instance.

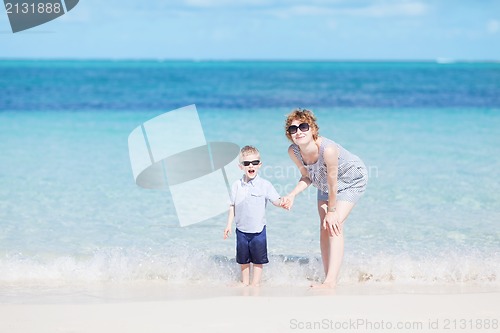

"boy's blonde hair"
[239,145,260,163]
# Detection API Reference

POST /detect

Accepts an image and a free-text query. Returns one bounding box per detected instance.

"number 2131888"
[5,2,62,14]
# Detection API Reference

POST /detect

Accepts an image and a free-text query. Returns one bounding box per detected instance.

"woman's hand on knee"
[323,211,341,236]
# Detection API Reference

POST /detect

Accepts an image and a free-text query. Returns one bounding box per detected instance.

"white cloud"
[72,1,428,19]
[183,0,267,8]
[287,5,333,16]
[356,2,427,17]
[265,1,428,18]
[487,20,499,34]
[326,19,338,30]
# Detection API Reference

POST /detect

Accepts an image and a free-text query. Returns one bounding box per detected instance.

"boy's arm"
[223,205,235,239]
[268,183,282,207]
[271,197,282,207]
[224,181,238,239]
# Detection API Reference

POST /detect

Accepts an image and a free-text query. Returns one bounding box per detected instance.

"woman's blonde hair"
[284,108,319,142]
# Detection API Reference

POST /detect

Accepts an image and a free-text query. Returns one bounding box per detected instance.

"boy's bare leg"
[240,264,250,286]
[250,264,263,287]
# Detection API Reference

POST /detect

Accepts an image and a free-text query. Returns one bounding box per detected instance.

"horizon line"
[1,57,500,63]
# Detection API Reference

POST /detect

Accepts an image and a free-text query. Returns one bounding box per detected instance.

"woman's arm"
[323,144,341,236]
[324,144,339,209]
[282,145,312,209]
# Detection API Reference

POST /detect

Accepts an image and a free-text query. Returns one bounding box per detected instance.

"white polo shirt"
[230,174,280,233]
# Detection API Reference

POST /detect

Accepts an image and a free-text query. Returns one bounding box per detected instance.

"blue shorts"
[235,226,269,265]
[317,189,329,201]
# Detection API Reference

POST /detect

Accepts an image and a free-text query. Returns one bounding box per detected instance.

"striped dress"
[291,137,368,203]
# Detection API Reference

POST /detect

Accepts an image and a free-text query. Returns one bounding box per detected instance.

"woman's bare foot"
[310,281,337,289]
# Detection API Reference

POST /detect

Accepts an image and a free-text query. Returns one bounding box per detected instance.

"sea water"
[0,61,499,292]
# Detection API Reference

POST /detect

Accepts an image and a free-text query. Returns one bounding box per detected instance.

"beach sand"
[0,283,498,333]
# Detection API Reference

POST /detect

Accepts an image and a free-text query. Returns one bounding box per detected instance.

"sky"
[1,0,499,60]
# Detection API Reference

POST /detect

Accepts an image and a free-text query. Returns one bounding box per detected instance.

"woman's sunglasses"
[287,123,310,135]
[242,160,260,166]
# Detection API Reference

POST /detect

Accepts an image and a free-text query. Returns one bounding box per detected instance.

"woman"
[281,108,368,288]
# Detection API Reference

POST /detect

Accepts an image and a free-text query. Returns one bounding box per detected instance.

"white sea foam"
[1,249,498,289]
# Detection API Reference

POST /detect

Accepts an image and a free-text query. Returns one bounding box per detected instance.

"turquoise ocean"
[0,61,499,294]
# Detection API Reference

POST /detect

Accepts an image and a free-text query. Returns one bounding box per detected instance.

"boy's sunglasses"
[242,160,260,166]
[287,122,310,134]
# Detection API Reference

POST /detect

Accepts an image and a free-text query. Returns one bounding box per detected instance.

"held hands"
[280,194,295,210]
[323,211,342,237]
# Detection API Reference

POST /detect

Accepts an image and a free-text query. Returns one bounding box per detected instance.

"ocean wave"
[0,249,498,287]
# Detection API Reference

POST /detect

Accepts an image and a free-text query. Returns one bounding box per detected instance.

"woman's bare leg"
[314,200,355,288]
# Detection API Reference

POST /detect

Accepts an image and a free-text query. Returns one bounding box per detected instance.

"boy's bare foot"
[249,283,260,287]
[230,282,249,287]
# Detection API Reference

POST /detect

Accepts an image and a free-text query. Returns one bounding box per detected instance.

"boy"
[223,145,282,287]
